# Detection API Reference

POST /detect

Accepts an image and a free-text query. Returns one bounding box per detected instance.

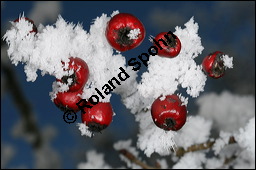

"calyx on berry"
[57,57,89,92]
[105,13,146,52]
[54,89,82,113]
[151,94,187,131]
[14,17,38,34]
[153,31,181,58]
[202,51,226,79]
[81,102,113,133]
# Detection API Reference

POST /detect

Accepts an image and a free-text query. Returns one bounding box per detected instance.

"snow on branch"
[4,9,246,168]
[3,10,140,105]
[128,17,210,157]
[137,17,206,101]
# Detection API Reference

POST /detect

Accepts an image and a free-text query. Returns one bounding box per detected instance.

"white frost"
[172,152,206,169]
[110,10,119,17]
[212,131,232,155]
[221,54,233,68]
[234,117,255,161]
[113,139,141,169]
[129,17,207,157]
[127,28,141,40]
[3,12,134,103]
[137,17,206,101]
[205,157,223,169]
[76,123,93,138]
[175,116,212,149]
[77,150,111,169]
[136,110,176,157]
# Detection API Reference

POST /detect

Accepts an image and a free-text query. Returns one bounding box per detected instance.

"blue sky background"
[1,1,255,168]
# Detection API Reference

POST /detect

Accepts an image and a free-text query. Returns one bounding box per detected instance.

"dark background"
[1,1,255,168]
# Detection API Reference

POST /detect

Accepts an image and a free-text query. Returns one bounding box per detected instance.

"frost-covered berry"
[202,51,226,79]
[81,102,113,133]
[54,89,82,113]
[14,17,38,34]
[105,13,145,51]
[153,31,181,58]
[151,94,187,131]
[57,57,89,92]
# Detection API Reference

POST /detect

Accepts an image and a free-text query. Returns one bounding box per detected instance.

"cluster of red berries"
[53,57,89,112]
[105,13,229,131]
[14,17,114,133]
[15,13,229,133]
[105,13,182,58]
[105,13,186,131]
[52,57,115,133]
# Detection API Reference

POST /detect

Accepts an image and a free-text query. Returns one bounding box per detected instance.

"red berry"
[54,89,82,113]
[14,17,38,34]
[81,102,113,132]
[105,13,146,51]
[153,32,181,58]
[151,94,187,131]
[57,57,89,92]
[202,51,225,79]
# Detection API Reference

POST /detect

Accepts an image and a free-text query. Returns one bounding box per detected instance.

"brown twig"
[118,136,237,169]
[175,136,237,157]
[118,149,161,169]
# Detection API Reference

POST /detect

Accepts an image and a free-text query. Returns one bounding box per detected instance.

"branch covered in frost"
[172,152,206,169]
[113,135,240,169]
[113,139,142,169]
[113,139,162,169]
[118,149,160,169]
[175,136,236,157]
[119,17,210,157]
[137,17,206,101]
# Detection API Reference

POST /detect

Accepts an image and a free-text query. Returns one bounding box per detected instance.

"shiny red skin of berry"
[105,13,146,52]
[81,102,113,132]
[154,32,181,58]
[151,94,187,131]
[202,51,225,79]
[57,57,89,92]
[54,90,82,113]
[14,17,38,34]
